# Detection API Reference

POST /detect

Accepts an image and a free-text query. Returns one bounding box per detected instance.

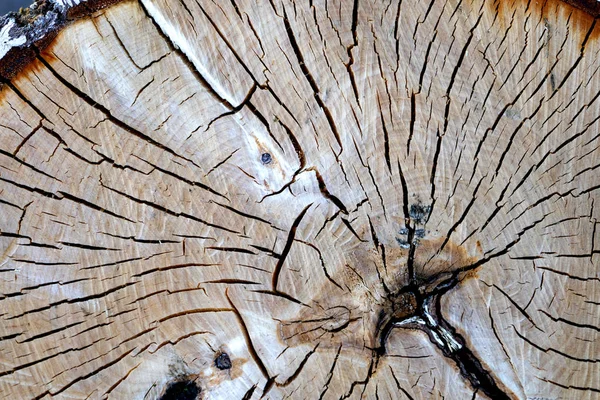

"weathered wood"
[1,0,600,399]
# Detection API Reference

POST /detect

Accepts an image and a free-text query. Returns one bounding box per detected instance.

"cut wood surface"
[1,0,600,399]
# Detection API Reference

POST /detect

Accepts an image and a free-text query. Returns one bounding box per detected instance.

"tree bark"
[1,0,600,399]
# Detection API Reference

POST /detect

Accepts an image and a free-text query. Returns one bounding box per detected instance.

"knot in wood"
[389,291,418,320]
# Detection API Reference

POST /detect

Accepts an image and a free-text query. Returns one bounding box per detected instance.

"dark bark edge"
[0,0,125,80]
[562,0,600,18]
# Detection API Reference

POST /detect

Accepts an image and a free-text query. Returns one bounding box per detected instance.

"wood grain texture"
[1,0,600,399]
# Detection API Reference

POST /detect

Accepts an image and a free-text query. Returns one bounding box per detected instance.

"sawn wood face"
[0,0,599,399]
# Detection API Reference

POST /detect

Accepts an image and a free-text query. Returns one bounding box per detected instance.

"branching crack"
[383,277,512,400]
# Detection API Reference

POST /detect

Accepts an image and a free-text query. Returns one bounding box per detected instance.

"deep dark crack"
[379,275,512,400]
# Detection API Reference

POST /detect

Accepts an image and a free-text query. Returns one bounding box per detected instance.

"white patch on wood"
[438,326,463,352]
[422,298,463,352]
[227,335,246,354]
[395,316,426,327]
[139,0,236,106]
[0,19,26,59]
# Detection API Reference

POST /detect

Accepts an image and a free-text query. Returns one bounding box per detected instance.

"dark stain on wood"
[159,379,201,400]
[491,0,600,42]
[562,0,600,17]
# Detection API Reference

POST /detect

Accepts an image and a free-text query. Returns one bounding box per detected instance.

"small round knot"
[215,352,232,370]
[261,152,272,164]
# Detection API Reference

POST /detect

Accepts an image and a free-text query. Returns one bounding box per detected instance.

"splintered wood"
[1,0,599,399]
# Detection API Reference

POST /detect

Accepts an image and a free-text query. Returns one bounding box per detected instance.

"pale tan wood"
[1,0,600,399]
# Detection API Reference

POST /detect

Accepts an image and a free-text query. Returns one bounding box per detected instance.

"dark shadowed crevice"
[379,274,513,400]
